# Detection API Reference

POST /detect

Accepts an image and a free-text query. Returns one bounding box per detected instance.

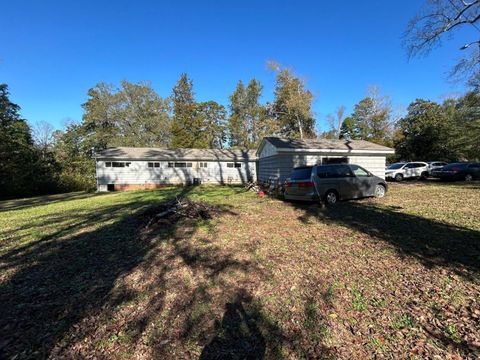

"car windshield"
[387,163,404,170]
[290,167,312,180]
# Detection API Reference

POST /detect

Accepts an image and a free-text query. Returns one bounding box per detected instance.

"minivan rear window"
[290,167,312,180]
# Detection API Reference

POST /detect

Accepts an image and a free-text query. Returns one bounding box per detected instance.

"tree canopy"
[0,84,36,197]
[393,92,480,161]
[270,63,315,139]
[227,79,275,148]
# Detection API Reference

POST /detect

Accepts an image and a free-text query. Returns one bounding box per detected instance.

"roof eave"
[255,138,269,156]
[95,155,257,161]
[276,148,395,154]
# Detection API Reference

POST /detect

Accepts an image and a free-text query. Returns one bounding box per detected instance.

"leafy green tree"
[56,80,171,191]
[394,99,456,160]
[269,62,315,139]
[227,79,272,148]
[170,73,202,148]
[339,116,357,139]
[53,122,96,191]
[228,80,249,148]
[81,82,119,151]
[115,81,171,147]
[195,101,227,148]
[451,91,480,160]
[349,87,392,145]
[0,84,37,198]
[245,79,272,147]
[81,81,171,150]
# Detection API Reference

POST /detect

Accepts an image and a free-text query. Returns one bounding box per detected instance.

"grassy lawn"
[1,182,479,359]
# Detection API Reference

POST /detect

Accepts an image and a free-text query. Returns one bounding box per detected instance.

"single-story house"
[257,137,394,184]
[94,147,257,191]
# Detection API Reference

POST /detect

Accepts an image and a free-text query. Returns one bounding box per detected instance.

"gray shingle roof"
[264,137,394,152]
[94,147,257,161]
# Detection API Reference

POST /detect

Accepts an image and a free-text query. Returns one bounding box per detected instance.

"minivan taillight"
[297,181,314,188]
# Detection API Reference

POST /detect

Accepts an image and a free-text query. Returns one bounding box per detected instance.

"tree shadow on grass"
[137,219,292,359]
[0,191,105,212]
[0,199,163,358]
[289,201,480,281]
[0,186,296,359]
[199,291,266,360]
[0,187,195,358]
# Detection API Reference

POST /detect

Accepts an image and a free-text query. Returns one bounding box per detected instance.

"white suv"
[385,162,429,181]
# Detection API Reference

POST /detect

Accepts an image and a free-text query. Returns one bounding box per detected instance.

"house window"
[199,162,208,168]
[173,162,193,168]
[148,162,154,168]
[227,162,242,168]
[148,162,160,168]
[168,162,192,168]
[107,161,131,168]
[323,157,348,165]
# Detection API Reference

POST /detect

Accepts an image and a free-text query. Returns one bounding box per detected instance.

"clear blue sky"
[0,0,474,133]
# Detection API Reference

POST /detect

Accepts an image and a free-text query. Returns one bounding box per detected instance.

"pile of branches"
[244,181,260,192]
[144,197,221,229]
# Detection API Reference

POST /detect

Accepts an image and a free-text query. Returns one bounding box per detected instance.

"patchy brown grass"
[1,182,479,359]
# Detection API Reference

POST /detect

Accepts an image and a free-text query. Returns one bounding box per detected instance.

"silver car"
[284,164,388,204]
[427,161,448,175]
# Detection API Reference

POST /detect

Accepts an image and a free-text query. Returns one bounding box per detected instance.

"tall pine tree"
[0,84,36,198]
[170,73,203,148]
[228,79,274,148]
[228,80,249,148]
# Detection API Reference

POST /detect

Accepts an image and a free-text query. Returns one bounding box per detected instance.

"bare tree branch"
[404,0,480,84]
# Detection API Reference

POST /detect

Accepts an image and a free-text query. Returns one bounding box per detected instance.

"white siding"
[96,160,256,188]
[349,156,386,179]
[258,141,277,158]
[258,152,387,183]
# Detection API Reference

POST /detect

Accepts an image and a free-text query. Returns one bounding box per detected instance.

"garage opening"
[323,157,348,164]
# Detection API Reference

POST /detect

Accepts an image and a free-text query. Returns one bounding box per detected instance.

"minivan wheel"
[374,184,386,198]
[465,174,473,181]
[325,190,338,205]
[420,171,429,180]
[394,173,403,182]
